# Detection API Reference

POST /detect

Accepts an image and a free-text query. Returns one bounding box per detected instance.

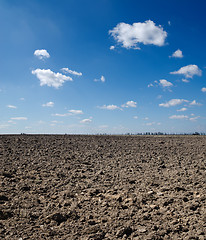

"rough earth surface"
[0,134,205,239]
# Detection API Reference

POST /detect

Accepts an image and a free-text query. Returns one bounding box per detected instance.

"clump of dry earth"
[0,135,205,239]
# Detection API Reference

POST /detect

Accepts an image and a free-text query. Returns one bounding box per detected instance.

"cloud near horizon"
[109,20,167,49]
[32,69,73,88]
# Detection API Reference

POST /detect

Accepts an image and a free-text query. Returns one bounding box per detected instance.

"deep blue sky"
[0,0,206,134]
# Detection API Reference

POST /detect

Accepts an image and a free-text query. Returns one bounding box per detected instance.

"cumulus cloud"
[169,115,188,119]
[170,64,202,78]
[7,105,17,109]
[190,100,202,106]
[80,118,92,124]
[159,79,173,87]
[42,102,54,107]
[32,69,73,88]
[109,20,167,49]
[177,107,187,112]
[110,45,115,50]
[61,68,82,76]
[133,116,138,119]
[201,87,206,92]
[170,49,183,58]
[11,117,27,120]
[94,75,105,83]
[122,100,137,108]
[99,104,120,110]
[159,99,188,107]
[34,49,50,60]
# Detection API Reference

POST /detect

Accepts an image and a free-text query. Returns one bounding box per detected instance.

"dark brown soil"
[0,135,205,239]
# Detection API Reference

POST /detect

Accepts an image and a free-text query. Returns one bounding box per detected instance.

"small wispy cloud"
[98,104,120,110]
[94,75,105,83]
[11,117,27,120]
[61,68,82,76]
[122,100,137,108]
[80,118,92,124]
[52,109,83,117]
[189,100,202,106]
[169,115,188,119]
[34,49,50,60]
[110,45,115,50]
[7,105,17,109]
[159,99,188,107]
[42,102,54,107]
[182,79,190,83]
[177,107,187,112]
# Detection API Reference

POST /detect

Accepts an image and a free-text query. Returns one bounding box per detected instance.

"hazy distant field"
[0,135,205,239]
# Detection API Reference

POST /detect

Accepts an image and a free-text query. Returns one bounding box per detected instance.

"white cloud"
[80,118,92,124]
[159,99,188,107]
[68,110,83,115]
[190,100,202,106]
[110,45,115,50]
[52,113,68,117]
[94,75,105,83]
[122,100,137,108]
[61,68,82,76]
[170,64,202,78]
[168,21,171,26]
[182,79,190,83]
[143,117,149,120]
[189,116,200,121]
[148,83,154,87]
[99,104,120,110]
[146,122,156,126]
[7,105,17,109]
[42,101,54,107]
[52,109,83,117]
[101,76,105,83]
[109,20,167,49]
[159,79,173,87]
[169,115,188,119]
[177,107,187,112]
[0,124,9,129]
[32,69,73,88]
[170,49,183,58]
[133,116,138,119]
[11,117,27,120]
[20,98,25,101]
[34,49,50,60]
[201,87,206,92]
